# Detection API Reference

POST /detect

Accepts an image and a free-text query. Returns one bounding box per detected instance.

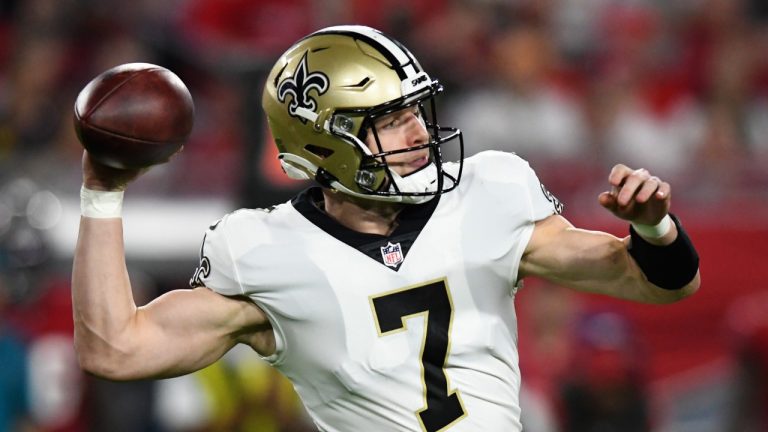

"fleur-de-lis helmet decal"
[277,51,329,123]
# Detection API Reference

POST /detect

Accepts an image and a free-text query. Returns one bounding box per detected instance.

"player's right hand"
[82,151,148,191]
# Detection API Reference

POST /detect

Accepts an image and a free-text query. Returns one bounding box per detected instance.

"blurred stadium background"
[1,0,767,431]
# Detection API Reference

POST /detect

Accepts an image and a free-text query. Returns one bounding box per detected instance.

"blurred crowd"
[1,0,767,431]
[2,0,768,207]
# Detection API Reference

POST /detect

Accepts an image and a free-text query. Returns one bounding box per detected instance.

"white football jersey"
[191,151,562,432]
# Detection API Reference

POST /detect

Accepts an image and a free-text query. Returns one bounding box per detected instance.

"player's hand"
[82,151,147,191]
[597,164,671,225]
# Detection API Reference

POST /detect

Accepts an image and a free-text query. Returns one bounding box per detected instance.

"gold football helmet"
[262,25,463,204]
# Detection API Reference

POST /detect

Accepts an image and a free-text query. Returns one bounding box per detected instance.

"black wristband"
[628,214,699,290]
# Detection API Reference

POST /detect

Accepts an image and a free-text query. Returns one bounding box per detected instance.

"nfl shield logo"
[380,242,404,268]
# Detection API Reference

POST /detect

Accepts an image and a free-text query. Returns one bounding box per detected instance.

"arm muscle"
[72,217,269,381]
[519,215,699,303]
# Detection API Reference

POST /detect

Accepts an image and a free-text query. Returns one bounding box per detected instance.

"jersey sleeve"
[468,150,563,222]
[189,215,243,296]
[523,160,564,221]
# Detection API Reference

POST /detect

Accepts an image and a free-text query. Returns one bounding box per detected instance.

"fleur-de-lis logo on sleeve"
[277,52,330,123]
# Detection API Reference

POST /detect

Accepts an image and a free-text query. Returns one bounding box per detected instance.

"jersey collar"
[291,187,440,271]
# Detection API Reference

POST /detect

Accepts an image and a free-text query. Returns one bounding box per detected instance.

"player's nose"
[406,114,429,147]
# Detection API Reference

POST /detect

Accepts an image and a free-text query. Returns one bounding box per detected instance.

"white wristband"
[631,214,672,239]
[80,186,124,218]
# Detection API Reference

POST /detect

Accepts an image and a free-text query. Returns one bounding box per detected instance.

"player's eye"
[377,114,400,130]
[377,107,420,130]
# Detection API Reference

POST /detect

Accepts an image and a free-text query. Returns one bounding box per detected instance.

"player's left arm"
[519,164,700,304]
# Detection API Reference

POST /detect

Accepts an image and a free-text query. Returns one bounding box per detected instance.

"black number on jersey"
[370,279,467,432]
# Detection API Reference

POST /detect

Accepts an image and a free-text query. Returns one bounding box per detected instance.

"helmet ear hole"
[304,144,334,159]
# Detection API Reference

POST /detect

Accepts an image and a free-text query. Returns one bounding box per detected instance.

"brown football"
[73,63,194,169]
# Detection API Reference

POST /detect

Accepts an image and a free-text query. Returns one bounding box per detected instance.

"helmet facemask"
[329,83,464,204]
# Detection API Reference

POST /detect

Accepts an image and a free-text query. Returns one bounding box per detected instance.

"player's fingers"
[617,168,650,206]
[635,176,662,203]
[598,191,618,210]
[655,180,671,200]
[82,150,144,191]
[607,163,632,187]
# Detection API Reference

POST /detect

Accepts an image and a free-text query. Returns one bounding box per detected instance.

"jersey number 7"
[370,279,467,432]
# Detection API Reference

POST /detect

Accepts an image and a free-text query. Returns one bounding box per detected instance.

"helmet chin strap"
[278,153,445,204]
[329,178,435,204]
[386,163,439,204]
[329,166,441,204]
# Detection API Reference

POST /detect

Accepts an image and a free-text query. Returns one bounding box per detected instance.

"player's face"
[365,106,431,177]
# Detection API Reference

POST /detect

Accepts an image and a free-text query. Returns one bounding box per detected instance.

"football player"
[72,25,700,432]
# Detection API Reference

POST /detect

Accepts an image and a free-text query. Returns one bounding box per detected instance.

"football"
[73,63,195,169]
